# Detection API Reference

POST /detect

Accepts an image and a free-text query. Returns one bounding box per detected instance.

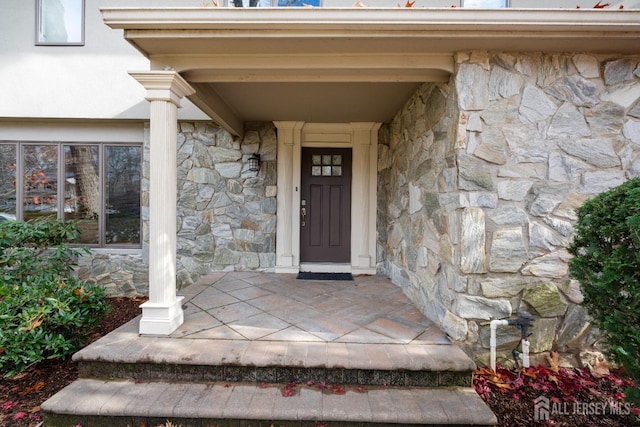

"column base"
[138,296,185,335]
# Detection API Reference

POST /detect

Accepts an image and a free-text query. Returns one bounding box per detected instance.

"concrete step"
[72,321,476,387]
[41,379,497,426]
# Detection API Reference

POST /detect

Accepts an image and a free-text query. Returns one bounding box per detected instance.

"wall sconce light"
[248,153,261,172]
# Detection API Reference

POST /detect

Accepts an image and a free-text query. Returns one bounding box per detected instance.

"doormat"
[296,272,354,281]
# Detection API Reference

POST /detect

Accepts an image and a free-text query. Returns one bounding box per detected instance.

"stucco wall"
[380,51,640,366]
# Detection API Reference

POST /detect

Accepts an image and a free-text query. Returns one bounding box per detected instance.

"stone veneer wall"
[379,52,640,365]
[78,121,277,295]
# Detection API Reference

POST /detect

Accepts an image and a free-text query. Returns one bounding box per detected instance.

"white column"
[350,122,381,275]
[274,121,304,273]
[130,71,195,335]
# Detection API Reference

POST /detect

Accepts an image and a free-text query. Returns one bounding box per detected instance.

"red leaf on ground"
[13,411,27,420]
[2,400,19,412]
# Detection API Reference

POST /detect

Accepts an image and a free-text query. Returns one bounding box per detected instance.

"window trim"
[36,0,85,46]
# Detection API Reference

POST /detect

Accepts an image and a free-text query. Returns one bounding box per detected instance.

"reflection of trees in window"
[66,146,99,218]
[23,145,58,219]
[0,145,17,215]
[106,146,141,244]
[2,142,141,247]
[65,146,99,244]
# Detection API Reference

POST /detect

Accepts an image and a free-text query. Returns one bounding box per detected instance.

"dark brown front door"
[300,148,352,263]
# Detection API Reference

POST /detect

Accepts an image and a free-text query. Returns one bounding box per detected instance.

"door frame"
[274,122,380,275]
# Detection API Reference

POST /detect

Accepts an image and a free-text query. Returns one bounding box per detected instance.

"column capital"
[130,71,195,106]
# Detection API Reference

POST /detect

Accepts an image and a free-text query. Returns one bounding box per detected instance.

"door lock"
[301,206,306,227]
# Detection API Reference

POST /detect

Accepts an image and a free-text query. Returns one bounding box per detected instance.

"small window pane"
[106,146,141,245]
[312,166,321,176]
[461,0,507,8]
[332,166,342,176]
[65,145,99,244]
[322,155,331,165]
[278,0,320,5]
[312,155,322,165]
[332,155,342,165]
[322,166,331,176]
[24,145,58,220]
[0,144,17,221]
[36,0,85,45]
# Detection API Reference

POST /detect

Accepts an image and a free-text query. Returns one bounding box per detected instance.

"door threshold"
[299,263,351,273]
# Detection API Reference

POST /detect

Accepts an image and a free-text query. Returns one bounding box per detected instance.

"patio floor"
[42,272,497,426]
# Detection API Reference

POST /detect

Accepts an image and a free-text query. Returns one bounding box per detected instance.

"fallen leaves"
[547,351,561,373]
[474,362,638,426]
[22,381,45,395]
[588,358,611,379]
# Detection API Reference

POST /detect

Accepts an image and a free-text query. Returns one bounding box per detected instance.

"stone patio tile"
[247,384,278,419]
[364,317,423,342]
[186,324,247,340]
[227,286,273,302]
[271,385,301,420]
[260,340,289,366]
[193,272,227,286]
[171,310,222,338]
[296,386,322,420]
[173,383,214,418]
[304,342,328,367]
[414,388,451,424]
[246,293,298,312]
[228,312,292,340]
[214,277,253,292]
[97,380,146,416]
[388,387,425,424]
[261,326,325,342]
[124,381,172,417]
[381,343,413,370]
[207,301,265,324]
[366,387,399,423]
[345,343,375,369]
[357,343,394,370]
[222,384,257,418]
[325,342,348,368]
[239,340,272,366]
[281,342,309,367]
[296,315,359,340]
[192,292,241,311]
[412,323,453,345]
[335,327,403,344]
[193,383,234,418]
[149,382,191,418]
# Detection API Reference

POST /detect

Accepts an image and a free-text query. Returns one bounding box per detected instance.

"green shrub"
[568,177,640,404]
[0,218,109,377]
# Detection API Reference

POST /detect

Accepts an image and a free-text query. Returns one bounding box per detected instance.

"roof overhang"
[102,8,640,137]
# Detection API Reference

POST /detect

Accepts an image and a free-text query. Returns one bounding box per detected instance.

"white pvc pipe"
[490,319,509,372]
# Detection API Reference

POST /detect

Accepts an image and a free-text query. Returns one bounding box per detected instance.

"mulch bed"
[0,297,146,427]
[474,365,640,426]
[2,296,639,427]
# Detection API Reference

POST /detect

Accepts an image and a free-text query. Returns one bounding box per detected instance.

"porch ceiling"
[102,8,640,138]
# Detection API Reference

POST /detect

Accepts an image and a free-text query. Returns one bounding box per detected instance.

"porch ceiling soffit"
[103,8,640,138]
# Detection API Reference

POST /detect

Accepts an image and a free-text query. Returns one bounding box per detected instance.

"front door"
[300,148,352,263]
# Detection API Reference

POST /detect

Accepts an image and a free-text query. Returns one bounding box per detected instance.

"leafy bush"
[568,177,640,404]
[0,218,109,376]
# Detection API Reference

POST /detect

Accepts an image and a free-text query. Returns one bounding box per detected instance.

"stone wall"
[78,121,278,295]
[174,121,278,288]
[380,52,640,365]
